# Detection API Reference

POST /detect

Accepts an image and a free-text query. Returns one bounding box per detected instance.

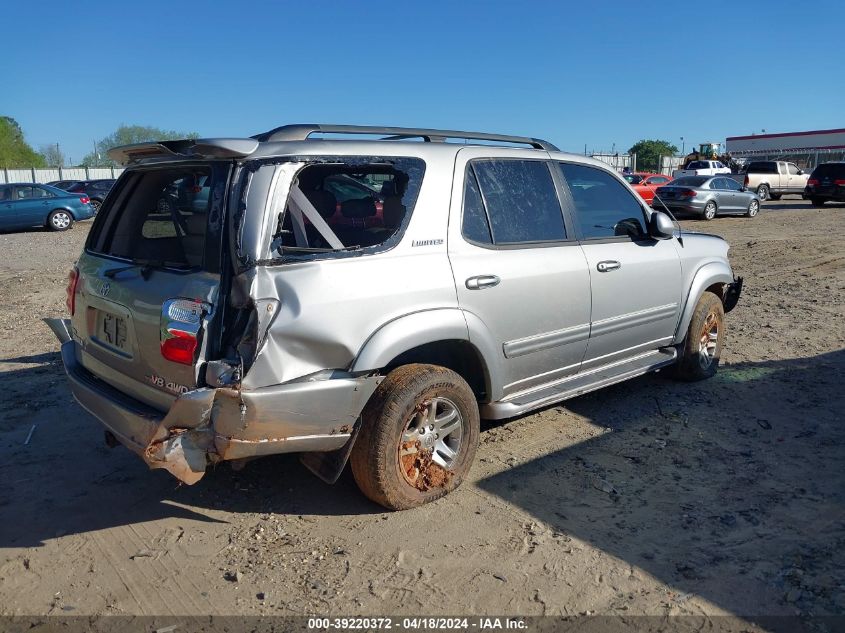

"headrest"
[341,197,376,219]
[383,198,405,230]
[380,180,398,197]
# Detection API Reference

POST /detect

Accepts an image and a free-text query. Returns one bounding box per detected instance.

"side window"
[0,185,10,201]
[14,186,36,200]
[559,163,647,240]
[788,163,800,175]
[650,176,669,184]
[470,160,566,244]
[32,186,53,198]
[723,178,741,191]
[708,179,721,189]
[461,167,493,244]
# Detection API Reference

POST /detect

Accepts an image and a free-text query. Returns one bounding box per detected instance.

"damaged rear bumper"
[47,319,380,485]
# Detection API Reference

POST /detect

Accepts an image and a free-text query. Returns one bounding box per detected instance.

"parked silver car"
[48,124,743,510]
[655,176,761,220]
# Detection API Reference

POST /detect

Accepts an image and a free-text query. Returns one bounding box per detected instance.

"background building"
[726,128,845,169]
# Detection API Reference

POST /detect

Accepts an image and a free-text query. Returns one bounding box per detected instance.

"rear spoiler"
[107,138,259,165]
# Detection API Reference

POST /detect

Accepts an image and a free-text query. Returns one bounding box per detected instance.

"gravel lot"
[0,199,843,626]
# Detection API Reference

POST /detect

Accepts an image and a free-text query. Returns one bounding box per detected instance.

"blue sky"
[3,0,843,163]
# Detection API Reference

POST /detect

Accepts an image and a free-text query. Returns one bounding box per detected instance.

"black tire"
[702,200,717,221]
[673,291,725,382]
[811,198,825,208]
[90,198,102,213]
[769,194,782,201]
[350,364,480,510]
[756,184,770,201]
[47,209,73,231]
[746,198,760,218]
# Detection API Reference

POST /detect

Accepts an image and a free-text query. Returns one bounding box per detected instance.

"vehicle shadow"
[0,355,384,550]
[476,349,845,616]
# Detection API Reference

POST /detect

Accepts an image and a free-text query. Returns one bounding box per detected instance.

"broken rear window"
[269,157,425,257]
[86,163,229,271]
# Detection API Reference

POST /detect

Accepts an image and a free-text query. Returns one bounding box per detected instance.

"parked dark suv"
[805,162,845,207]
[55,179,116,213]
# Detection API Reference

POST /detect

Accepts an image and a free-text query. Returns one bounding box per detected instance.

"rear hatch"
[809,163,845,197]
[70,162,231,411]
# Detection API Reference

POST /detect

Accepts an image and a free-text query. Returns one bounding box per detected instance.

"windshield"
[669,176,708,187]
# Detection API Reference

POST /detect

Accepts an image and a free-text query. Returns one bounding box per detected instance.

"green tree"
[39,143,66,168]
[0,117,46,168]
[82,124,199,167]
[627,139,679,172]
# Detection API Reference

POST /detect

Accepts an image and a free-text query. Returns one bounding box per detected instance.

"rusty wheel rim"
[398,397,463,488]
[698,311,719,369]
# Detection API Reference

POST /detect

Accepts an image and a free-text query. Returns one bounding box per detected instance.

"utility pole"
[681,136,685,155]
[92,139,99,167]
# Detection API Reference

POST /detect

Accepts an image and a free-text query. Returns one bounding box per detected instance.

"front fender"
[673,261,734,344]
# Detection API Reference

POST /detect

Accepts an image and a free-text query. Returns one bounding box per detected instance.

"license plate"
[101,313,128,351]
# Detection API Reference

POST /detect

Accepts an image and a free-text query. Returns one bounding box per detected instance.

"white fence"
[1,166,124,184]
[590,153,636,172]
[659,155,685,176]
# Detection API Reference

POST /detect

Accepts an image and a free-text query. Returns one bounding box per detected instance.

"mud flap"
[724,276,743,313]
[299,420,363,485]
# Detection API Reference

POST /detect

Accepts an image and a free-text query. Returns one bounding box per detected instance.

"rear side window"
[87,164,228,271]
[559,162,647,240]
[747,162,777,174]
[271,157,425,255]
[464,160,566,245]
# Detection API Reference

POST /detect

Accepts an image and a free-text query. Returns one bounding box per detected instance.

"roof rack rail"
[252,124,559,151]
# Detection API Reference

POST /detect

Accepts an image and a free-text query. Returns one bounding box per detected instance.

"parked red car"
[623,172,673,205]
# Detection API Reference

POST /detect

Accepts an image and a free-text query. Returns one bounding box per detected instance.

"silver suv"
[48,124,742,510]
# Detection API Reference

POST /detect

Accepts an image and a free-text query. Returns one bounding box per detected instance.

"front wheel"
[90,199,102,213]
[769,194,782,201]
[756,184,770,201]
[350,364,480,510]
[47,209,73,231]
[702,201,717,220]
[673,291,725,381]
[746,199,759,217]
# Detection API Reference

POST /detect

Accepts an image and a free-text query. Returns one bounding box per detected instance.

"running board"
[481,348,677,420]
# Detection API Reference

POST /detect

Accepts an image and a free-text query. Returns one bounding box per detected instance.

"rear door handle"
[596,260,621,273]
[466,275,500,290]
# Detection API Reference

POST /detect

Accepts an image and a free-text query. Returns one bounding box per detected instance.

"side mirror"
[740,186,748,192]
[797,169,804,175]
[649,211,674,240]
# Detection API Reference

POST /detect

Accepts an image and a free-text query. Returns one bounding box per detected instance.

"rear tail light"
[160,299,204,365]
[682,189,697,197]
[66,266,79,315]
[79,196,90,204]
[161,330,198,365]
[807,179,819,186]
[834,180,845,186]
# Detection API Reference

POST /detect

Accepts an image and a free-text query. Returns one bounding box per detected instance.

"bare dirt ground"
[0,199,843,626]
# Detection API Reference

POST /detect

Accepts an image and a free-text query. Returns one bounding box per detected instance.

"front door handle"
[596,260,621,273]
[466,275,500,290]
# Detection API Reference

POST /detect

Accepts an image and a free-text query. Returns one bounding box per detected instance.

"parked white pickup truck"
[672,160,731,178]
[737,161,810,201]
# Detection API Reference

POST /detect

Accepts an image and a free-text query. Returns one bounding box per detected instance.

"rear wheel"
[673,291,725,381]
[702,200,717,220]
[756,184,770,201]
[90,198,102,213]
[350,364,480,510]
[746,199,759,217]
[769,194,782,201]
[47,210,73,231]
[811,198,826,208]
